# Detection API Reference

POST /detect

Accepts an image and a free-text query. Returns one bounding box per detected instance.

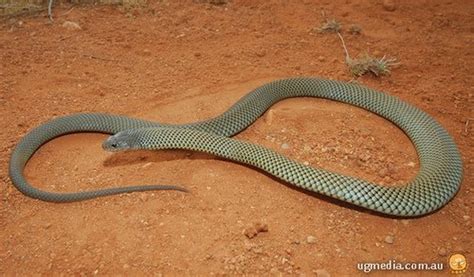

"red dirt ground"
[0,0,472,275]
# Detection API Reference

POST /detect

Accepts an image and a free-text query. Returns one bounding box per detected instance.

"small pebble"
[281,143,290,150]
[438,247,447,257]
[382,0,397,11]
[139,194,148,202]
[378,168,389,178]
[359,153,371,162]
[463,215,470,221]
[62,21,81,30]
[384,235,394,244]
[255,50,266,57]
[255,223,268,233]
[306,235,317,244]
[244,223,268,239]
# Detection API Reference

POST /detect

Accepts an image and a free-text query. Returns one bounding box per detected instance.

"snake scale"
[9,78,462,216]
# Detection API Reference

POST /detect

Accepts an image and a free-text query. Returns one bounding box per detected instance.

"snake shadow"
[102,149,216,167]
[103,150,441,220]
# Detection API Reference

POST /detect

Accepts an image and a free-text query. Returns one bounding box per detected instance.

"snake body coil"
[9,78,462,216]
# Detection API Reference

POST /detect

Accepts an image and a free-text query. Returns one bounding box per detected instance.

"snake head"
[102,130,138,152]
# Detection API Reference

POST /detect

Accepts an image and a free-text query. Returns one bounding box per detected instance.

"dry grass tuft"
[348,24,362,35]
[346,54,398,77]
[317,18,342,33]
[336,32,398,77]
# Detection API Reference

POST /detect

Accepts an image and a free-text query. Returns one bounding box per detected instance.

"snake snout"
[102,131,134,152]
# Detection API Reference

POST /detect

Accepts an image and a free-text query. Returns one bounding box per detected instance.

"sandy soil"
[0,0,473,275]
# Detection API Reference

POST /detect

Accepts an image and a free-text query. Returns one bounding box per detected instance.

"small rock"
[315,269,331,277]
[255,50,266,58]
[382,0,397,11]
[291,239,301,245]
[438,247,447,257]
[123,264,130,269]
[378,168,389,178]
[281,143,290,150]
[401,219,409,226]
[348,24,362,35]
[244,223,268,239]
[387,163,397,174]
[359,153,371,162]
[306,235,317,244]
[318,56,325,62]
[62,21,81,30]
[407,161,416,167]
[256,223,268,232]
[384,235,394,244]
[463,215,470,221]
[139,194,148,202]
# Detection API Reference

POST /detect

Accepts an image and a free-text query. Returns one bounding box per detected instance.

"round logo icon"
[449,253,467,274]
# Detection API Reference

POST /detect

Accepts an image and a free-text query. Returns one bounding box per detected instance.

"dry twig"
[336,30,398,76]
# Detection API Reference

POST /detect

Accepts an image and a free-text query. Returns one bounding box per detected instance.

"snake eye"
[111,143,117,148]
